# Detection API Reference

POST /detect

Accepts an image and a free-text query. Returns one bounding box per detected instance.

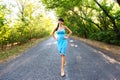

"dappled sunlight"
[108,75,117,80]
[76,55,82,60]
[92,49,120,65]
[98,51,120,64]
[69,40,74,43]
[46,41,57,46]
[93,49,98,53]
[75,45,78,47]
[0,0,120,79]
[102,46,111,51]
[69,39,78,48]
[53,41,57,44]
[70,43,78,48]
[46,42,52,46]
[70,43,75,47]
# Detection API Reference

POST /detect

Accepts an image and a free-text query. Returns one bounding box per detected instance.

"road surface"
[0,37,120,80]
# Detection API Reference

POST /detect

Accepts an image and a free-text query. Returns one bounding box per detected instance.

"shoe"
[61,71,65,77]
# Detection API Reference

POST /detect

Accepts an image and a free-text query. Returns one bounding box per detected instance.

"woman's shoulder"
[63,25,67,28]
[63,25,68,29]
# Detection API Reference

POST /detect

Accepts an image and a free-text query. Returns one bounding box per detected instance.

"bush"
[89,31,120,45]
[89,32,98,40]
[110,40,120,46]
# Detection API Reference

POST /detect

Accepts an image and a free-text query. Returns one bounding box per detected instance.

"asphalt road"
[0,37,120,80]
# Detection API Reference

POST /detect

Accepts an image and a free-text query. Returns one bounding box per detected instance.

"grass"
[0,36,50,63]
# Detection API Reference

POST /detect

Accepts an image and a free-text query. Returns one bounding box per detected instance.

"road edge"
[71,36,120,62]
[0,36,50,64]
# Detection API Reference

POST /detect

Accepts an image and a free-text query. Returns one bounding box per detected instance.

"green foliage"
[0,0,53,49]
[89,31,120,45]
[0,0,120,48]
[41,0,120,46]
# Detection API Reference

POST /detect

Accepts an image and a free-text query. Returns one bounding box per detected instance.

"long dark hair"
[55,18,64,31]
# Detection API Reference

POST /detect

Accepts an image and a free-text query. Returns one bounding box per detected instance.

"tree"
[0,0,54,50]
[117,0,120,5]
[41,0,120,45]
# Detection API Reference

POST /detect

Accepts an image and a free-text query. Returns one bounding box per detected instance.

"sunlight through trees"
[41,0,120,45]
[0,0,54,50]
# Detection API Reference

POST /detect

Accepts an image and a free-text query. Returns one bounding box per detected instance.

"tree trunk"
[94,0,119,34]
[117,0,120,6]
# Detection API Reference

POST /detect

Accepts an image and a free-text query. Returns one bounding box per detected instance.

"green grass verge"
[0,36,50,63]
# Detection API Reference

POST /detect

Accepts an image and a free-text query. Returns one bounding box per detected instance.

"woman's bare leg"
[61,55,65,76]
[61,55,64,71]
[64,56,66,65]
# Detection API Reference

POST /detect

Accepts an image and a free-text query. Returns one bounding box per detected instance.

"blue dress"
[57,28,68,56]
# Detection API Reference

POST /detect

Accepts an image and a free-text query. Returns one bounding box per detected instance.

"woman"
[52,18,72,77]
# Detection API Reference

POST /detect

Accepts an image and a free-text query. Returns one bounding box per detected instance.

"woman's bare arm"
[51,27,57,40]
[64,26,72,38]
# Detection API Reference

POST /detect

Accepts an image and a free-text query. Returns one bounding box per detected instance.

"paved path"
[0,37,120,80]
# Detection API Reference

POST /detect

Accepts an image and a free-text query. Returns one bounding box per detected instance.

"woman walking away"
[52,18,72,77]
